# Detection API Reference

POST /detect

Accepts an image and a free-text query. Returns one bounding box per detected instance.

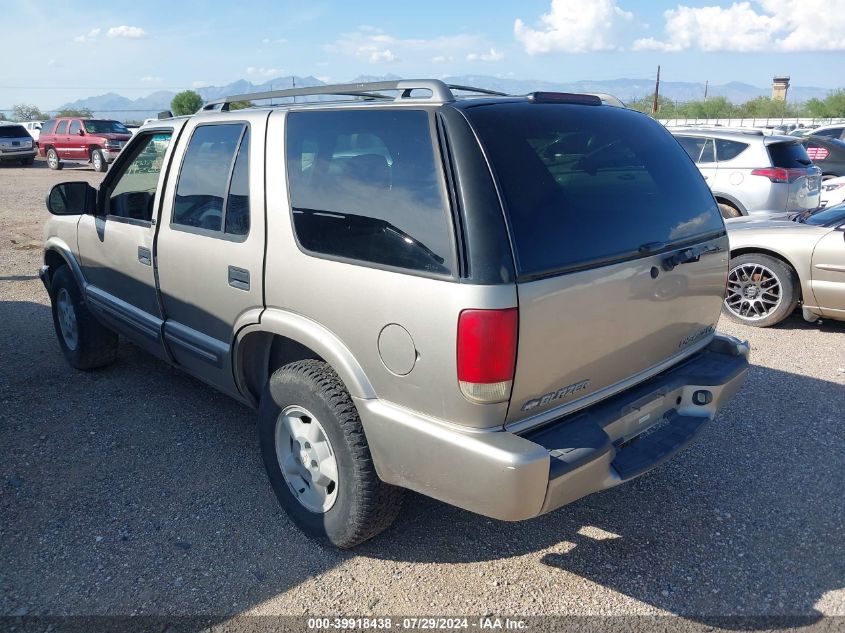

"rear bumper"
[357,334,749,521]
[0,149,36,161]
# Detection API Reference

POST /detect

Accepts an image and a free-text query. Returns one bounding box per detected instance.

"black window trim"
[98,127,177,228]
[169,120,252,243]
[282,107,460,282]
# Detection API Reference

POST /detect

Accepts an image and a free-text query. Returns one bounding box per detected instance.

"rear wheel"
[50,266,118,369]
[91,149,107,172]
[258,359,404,548]
[723,253,799,327]
[718,202,742,219]
[46,148,62,170]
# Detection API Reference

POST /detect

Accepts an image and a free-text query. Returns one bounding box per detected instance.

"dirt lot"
[1,158,843,627]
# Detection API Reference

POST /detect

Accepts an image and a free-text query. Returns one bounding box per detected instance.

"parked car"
[810,124,845,141]
[801,136,845,180]
[21,120,46,143]
[820,176,845,208]
[0,123,36,165]
[38,117,132,172]
[39,80,748,547]
[725,204,845,326]
[671,128,821,219]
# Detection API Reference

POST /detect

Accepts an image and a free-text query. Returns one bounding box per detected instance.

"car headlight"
[105,140,122,149]
[822,183,845,192]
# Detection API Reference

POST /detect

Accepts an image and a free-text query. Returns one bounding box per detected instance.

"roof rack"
[203,79,472,111]
[200,78,622,112]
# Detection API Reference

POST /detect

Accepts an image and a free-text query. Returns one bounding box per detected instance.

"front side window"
[172,123,250,236]
[83,120,129,134]
[286,109,453,276]
[107,132,173,221]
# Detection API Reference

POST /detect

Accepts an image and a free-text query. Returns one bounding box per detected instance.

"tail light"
[457,308,518,404]
[751,167,807,183]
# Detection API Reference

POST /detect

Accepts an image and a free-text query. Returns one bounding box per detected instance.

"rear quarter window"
[465,103,724,277]
[715,139,749,161]
[285,109,454,276]
[767,142,812,168]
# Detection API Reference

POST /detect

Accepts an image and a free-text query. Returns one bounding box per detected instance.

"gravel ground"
[1,159,843,627]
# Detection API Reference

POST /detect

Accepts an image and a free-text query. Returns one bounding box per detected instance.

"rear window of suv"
[465,103,724,277]
[0,125,28,138]
[767,141,813,168]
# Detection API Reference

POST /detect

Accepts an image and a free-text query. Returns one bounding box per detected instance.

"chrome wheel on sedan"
[722,253,799,328]
[725,262,782,321]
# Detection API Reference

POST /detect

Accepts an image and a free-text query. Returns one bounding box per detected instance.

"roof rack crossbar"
[446,84,510,97]
[202,79,462,111]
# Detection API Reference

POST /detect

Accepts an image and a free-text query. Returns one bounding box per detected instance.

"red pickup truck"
[38,117,132,172]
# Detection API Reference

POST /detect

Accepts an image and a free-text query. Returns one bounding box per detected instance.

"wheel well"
[715,197,741,212]
[89,145,102,157]
[238,332,324,404]
[44,249,67,283]
[730,247,802,300]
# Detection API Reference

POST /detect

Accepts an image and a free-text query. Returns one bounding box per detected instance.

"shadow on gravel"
[1,299,843,628]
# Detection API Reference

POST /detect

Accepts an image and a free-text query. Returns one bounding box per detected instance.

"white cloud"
[246,66,284,77]
[466,47,504,61]
[72,27,101,43]
[635,1,845,52]
[368,49,396,63]
[327,28,492,66]
[514,0,634,54]
[107,25,147,39]
[191,81,208,88]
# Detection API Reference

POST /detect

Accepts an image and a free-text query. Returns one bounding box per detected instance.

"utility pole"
[292,76,296,103]
[652,65,661,114]
[703,80,709,102]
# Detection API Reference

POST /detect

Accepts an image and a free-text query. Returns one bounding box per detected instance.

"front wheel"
[50,266,118,369]
[718,203,742,219]
[91,149,107,172]
[258,360,404,548]
[722,253,799,327]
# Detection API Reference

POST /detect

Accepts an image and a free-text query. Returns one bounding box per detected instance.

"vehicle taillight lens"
[751,167,807,183]
[457,308,518,404]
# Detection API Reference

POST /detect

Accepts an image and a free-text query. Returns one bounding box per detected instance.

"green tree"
[229,100,254,111]
[55,107,94,118]
[12,103,46,121]
[171,90,204,116]
[805,89,845,118]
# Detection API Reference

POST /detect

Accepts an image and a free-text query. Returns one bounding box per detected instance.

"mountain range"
[56,74,834,120]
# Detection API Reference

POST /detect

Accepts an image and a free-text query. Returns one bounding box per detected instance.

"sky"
[2,0,844,109]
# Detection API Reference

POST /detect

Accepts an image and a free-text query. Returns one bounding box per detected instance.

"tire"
[46,148,62,170]
[722,253,799,327]
[20,157,34,166]
[50,266,118,369]
[258,359,404,548]
[718,202,742,219]
[91,149,107,173]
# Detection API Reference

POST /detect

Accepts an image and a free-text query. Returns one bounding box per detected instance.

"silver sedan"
[724,204,845,326]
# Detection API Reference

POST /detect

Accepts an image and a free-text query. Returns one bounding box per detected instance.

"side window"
[107,132,173,221]
[676,136,704,161]
[68,120,81,135]
[42,120,56,135]
[286,109,453,276]
[698,139,715,163]
[715,139,748,161]
[813,128,840,139]
[172,123,249,236]
[55,120,68,135]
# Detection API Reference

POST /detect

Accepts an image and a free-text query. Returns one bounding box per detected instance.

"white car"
[821,175,845,208]
[20,121,46,142]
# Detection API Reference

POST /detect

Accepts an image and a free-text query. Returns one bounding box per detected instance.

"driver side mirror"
[77,129,85,136]
[46,182,97,216]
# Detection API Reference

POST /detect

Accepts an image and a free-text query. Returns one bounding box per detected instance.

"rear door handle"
[228,266,250,291]
[138,246,152,266]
